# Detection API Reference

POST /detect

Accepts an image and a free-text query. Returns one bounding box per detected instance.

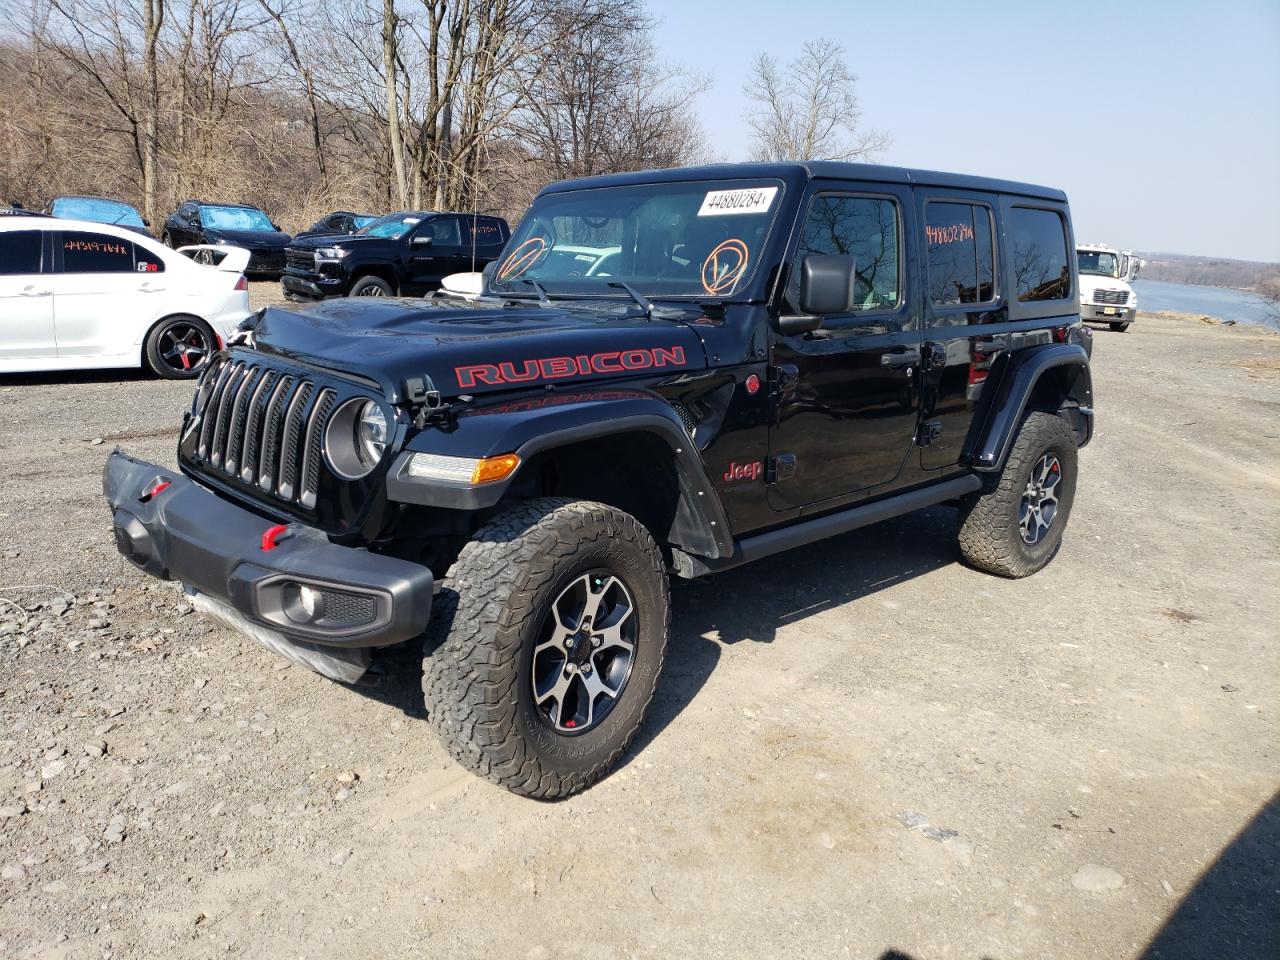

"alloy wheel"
[531,571,637,734]
[1019,452,1062,544]
[159,322,211,375]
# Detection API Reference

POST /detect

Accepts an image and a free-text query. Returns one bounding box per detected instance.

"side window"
[472,217,505,246]
[789,195,901,312]
[1009,207,1071,302]
[425,216,462,246]
[60,232,162,274]
[925,201,995,306]
[0,231,43,274]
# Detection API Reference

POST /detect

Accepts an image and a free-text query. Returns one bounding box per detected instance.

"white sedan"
[0,216,252,379]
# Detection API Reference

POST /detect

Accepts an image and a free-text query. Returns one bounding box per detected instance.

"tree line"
[0,0,885,233]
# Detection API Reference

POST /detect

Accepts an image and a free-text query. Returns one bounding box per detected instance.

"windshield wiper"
[606,281,685,320]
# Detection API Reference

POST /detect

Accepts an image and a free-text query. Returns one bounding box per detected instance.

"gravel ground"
[0,293,1277,959]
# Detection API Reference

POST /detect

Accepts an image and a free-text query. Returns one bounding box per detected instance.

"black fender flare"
[963,343,1093,472]
[385,388,734,559]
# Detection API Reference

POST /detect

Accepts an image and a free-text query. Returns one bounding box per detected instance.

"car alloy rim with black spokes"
[356,285,386,296]
[1020,452,1062,545]
[531,571,637,734]
[160,322,211,374]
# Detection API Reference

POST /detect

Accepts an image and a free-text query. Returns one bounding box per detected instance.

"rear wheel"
[425,498,669,799]
[145,315,216,379]
[161,232,174,248]
[958,411,1078,578]
[349,276,393,297]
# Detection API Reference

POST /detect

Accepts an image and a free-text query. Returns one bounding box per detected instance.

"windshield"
[1077,250,1120,278]
[491,179,785,299]
[52,197,144,227]
[201,205,275,232]
[356,214,422,239]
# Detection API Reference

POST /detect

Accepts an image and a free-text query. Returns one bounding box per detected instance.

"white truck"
[1077,243,1144,332]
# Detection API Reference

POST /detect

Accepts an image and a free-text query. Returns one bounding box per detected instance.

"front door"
[0,229,55,359]
[768,185,922,511]
[404,215,468,293]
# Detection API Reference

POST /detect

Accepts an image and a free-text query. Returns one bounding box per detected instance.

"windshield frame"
[200,204,275,233]
[491,178,788,302]
[1077,249,1121,279]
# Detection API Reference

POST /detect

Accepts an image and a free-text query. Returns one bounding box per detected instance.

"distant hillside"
[1137,251,1280,292]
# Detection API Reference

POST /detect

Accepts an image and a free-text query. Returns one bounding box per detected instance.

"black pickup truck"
[281,211,509,300]
[105,162,1093,799]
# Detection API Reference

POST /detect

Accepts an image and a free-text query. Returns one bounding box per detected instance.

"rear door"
[914,192,1005,471]
[768,182,923,511]
[52,230,163,358]
[466,216,509,269]
[0,229,56,359]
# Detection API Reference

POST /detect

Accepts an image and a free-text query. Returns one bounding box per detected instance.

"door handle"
[880,347,921,368]
[20,287,52,297]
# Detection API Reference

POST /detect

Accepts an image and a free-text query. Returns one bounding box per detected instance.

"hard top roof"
[540,161,1067,203]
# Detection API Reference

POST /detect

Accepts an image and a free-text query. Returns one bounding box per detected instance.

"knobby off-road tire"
[424,498,670,799]
[958,411,1078,578]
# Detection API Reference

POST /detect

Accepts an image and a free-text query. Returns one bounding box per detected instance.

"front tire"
[144,315,216,379]
[348,275,394,297]
[425,498,669,799]
[1110,321,1130,332]
[958,411,1078,578]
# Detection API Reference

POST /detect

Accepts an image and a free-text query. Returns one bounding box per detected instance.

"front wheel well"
[507,432,684,556]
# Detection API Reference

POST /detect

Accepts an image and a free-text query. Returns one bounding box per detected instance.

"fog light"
[283,582,326,624]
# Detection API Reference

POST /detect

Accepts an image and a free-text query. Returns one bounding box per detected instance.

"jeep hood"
[246,298,708,402]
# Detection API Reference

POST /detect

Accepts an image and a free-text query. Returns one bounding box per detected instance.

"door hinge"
[769,363,799,397]
[917,420,943,447]
[765,453,796,484]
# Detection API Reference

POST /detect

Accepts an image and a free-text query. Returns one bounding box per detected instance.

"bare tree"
[743,39,887,163]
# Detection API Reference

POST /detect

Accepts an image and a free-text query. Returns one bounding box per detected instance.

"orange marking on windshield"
[701,238,750,296]
[497,236,548,281]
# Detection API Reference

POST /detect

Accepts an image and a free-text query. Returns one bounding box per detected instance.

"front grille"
[286,249,315,272]
[1093,288,1129,305]
[188,357,339,510]
[247,249,286,273]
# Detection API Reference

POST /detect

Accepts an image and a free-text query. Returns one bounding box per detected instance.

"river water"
[1132,278,1278,329]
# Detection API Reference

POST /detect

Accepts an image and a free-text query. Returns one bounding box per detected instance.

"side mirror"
[776,254,857,335]
[410,235,433,247]
[142,218,150,227]
[799,254,857,314]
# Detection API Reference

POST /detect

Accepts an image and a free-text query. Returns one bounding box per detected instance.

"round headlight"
[357,402,387,466]
[324,398,389,480]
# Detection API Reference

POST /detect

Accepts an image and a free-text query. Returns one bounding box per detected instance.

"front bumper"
[103,451,432,650]
[282,272,347,300]
[1081,304,1136,324]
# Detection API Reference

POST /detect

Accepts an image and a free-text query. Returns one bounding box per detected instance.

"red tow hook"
[261,524,290,552]
[138,478,171,503]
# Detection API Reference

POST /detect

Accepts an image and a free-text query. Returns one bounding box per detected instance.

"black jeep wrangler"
[105,163,1093,799]
[282,211,510,300]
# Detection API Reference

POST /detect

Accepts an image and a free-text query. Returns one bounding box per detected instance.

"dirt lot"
[1,294,1276,959]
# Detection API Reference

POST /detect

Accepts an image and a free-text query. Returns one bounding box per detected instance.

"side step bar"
[673,474,982,577]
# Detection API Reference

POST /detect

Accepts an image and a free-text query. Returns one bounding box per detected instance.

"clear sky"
[647,0,1280,262]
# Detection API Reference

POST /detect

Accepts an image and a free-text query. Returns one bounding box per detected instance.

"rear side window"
[0,231,43,274]
[790,195,901,312]
[60,231,163,273]
[471,217,506,246]
[1009,207,1071,301]
[925,201,995,306]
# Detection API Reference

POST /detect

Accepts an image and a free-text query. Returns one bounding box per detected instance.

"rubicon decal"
[723,461,762,483]
[456,346,687,389]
